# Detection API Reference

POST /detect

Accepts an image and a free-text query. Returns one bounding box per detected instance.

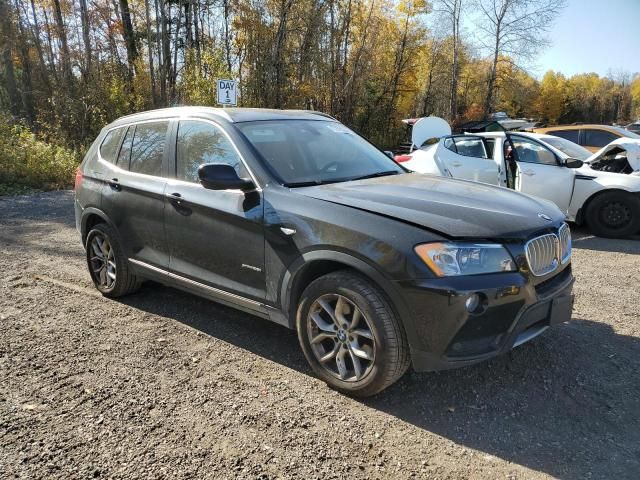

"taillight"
[394,155,412,163]
[74,168,83,190]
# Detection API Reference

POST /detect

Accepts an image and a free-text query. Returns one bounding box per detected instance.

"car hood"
[585,138,640,171]
[295,173,565,239]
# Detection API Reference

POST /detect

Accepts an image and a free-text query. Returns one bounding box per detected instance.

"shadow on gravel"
[571,225,640,254]
[121,283,640,480]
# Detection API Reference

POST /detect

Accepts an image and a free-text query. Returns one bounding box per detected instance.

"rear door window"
[100,127,126,163]
[453,137,489,158]
[583,129,618,148]
[129,122,169,176]
[443,136,490,159]
[549,129,579,144]
[116,126,135,169]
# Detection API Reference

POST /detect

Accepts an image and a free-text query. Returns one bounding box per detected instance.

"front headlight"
[415,242,517,277]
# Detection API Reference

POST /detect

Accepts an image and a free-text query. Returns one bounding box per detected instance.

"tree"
[476,0,566,115]
[535,70,566,124]
[434,0,463,121]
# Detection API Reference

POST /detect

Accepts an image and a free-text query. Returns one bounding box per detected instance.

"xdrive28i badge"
[538,213,553,221]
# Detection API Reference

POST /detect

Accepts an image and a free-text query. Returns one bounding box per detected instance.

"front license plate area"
[549,294,574,325]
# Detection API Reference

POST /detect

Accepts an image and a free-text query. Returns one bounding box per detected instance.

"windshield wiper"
[348,170,401,181]
[285,170,401,188]
[284,179,344,188]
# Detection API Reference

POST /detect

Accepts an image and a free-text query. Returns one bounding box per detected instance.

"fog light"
[465,294,480,312]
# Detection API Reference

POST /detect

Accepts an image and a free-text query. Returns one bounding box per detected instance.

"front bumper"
[397,264,574,372]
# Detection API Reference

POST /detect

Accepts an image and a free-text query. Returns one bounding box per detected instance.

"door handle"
[522,170,535,176]
[451,162,462,167]
[165,192,183,204]
[108,178,121,191]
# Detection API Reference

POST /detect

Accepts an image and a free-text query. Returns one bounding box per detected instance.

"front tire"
[296,270,410,397]
[86,223,141,297]
[585,191,640,238]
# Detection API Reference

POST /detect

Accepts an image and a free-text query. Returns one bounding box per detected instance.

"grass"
[0,120,80,195]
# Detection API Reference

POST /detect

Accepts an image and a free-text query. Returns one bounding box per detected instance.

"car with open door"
[400,119,640,238]
[75,107,575,397]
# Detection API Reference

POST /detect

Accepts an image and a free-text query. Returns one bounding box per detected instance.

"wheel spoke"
[349,349,364,380]
[348,307,362,330]
[352,328,373,340]
[91,241,103,259]
[349,340,373,361]
[99,267,107,286]
[310,311,336,333]
[96,236,108,256]
[311,332,336,344]
[335,347,348,379]
[334,296,349,328]
[319,343,339,363]
[318,297,341,328]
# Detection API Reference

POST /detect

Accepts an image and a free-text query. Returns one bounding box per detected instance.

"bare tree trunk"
[484,32,500,115]
[79,0,92,80]
[118,0,138,78]
[13,0,35,123]
[144,0,157,105]
[449,1,460,121]
[52,0,72,80]
[171,0,182,101]
[193,0,201,71]
[0,0,20,116]
[222,0,232,73]
[159,0,171,105]
[271,0,294,108]
[28,0,51,83]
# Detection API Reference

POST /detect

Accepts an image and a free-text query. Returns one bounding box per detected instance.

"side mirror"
[564,158,584,169]
[198,163,255,191]
[384,150,394,159]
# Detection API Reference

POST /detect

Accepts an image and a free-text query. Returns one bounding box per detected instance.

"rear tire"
[585,191,640,238]
[86,223,141,298]
[296,270,410,397]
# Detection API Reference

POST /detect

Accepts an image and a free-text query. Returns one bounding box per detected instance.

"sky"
[534,0,640,78]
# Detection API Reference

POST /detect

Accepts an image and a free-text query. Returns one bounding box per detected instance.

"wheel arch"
[280,250,411,332]
[576,188,640,225]
[81,208,116,246]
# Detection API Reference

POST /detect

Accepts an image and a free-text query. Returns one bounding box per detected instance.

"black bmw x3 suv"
[75,107,574,396]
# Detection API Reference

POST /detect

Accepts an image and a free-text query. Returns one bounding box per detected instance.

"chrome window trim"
[97,118,172,174]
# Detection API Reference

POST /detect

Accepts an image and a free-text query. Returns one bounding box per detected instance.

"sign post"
[216,79,237,107]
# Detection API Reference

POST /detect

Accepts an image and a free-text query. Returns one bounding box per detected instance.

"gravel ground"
[1,190,639,480]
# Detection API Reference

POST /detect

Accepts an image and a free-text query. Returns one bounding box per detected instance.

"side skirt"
[128,258,290,328]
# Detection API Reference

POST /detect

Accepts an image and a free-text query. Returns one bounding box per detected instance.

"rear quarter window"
[99,127,126,163]
[129,122,168,176]
[583,129,619,148]
[549,129,579,144]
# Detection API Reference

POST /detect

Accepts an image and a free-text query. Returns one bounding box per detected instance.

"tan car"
[534,124,640,153]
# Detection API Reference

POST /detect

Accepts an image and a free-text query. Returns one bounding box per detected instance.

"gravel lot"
[1,190,639,480]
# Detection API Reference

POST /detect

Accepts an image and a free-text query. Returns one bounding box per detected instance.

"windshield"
[542,136,592,160]
[236,120,404,186]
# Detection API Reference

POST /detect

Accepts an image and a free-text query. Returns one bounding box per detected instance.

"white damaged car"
[397,117,640,237]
